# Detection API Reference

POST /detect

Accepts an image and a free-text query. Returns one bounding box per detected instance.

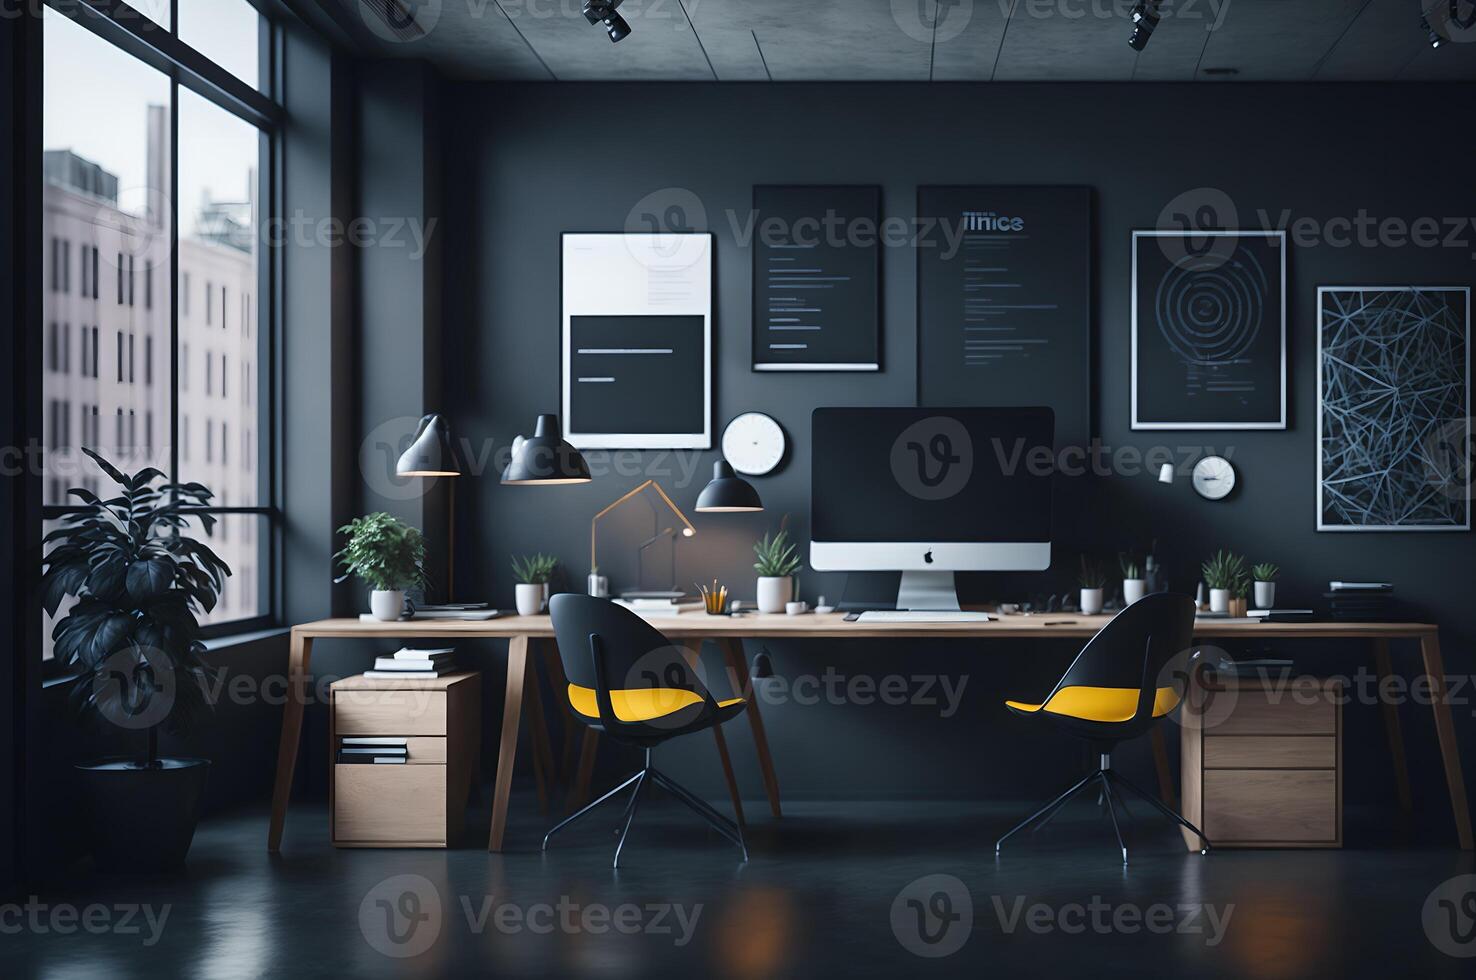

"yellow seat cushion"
[1004,685,1180,723]
[568,683,744,723]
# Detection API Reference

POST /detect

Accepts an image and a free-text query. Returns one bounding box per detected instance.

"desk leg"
[267,633,312,852]
[540,640,581,786]
[523,646,555,815]
[1150,727,1176,809]
[567,730,599,813]
[488,635,530,852]
[1373,639,1413,816]
[680,642,746,830]
[1420,632,1473,849]
[721,638,782,818]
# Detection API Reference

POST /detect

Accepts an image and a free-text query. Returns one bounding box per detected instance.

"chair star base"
[543,748,749,868]
[995,757,1211,865]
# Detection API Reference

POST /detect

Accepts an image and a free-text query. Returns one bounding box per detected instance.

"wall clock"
[721,413,786,476]
[1192,455,1237,500]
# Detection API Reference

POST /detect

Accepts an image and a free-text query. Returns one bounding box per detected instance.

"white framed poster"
[561,233,713,449]
[1317,286,1471,532]
[1132,230,1287,430]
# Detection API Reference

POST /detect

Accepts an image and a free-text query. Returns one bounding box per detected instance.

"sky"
[42,0,264,237]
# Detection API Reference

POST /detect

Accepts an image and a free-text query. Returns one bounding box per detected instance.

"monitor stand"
[896,571,962,611]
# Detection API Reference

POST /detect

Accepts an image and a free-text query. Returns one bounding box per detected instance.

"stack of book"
[1325,581,1396,621]
[362,647,456,679]
[337,737,409,765]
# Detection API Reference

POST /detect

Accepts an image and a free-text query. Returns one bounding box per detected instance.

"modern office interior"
[4,1,1476,977]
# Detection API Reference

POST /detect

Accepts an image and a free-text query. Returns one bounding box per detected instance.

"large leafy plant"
[41,449,229,767]
[334,512,427,592]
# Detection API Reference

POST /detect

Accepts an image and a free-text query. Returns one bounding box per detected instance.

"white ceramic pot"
[1254,581,1276,609]
[756,577,793,614]
[515,583,545,617]
[1122,579,1148,605]
[1080,588,1104,616]
[369,590,405,622]
[1210,588,1230,614]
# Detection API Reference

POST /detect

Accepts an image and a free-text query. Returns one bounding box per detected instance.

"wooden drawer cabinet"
[1181,676,1342,849]
[329,672,480,848]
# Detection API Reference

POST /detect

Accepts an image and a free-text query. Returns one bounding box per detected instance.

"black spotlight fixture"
[1128,0,1162,51]
[1423,15,1442,47]
[583,0,631,43]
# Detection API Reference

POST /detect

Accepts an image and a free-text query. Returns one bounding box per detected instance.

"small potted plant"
[512,553,558,616]
[1078,556,1107,615]
[754,529,802,614]
[1229,571,1252,618]
[41,449,229,872]
[335,513,427,621]
[1120,553,1147,606]
[1252,563,1279,609]
[1201,550,1246,615]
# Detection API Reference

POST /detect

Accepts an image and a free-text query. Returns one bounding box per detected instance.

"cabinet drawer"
[1204,770,1337,843]
[334,691,447,736]
[335,765,447,843]
[1200,690,1336,736]
[1204,737,1336,769]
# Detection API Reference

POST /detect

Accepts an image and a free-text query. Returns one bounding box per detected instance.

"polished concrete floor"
[7,791,1475,979]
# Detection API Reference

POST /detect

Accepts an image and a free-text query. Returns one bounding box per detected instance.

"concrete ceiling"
[326,0,1476,81]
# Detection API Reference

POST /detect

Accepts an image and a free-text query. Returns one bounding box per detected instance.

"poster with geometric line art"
[1132,230,1287,430]
[1318,286,1471,532]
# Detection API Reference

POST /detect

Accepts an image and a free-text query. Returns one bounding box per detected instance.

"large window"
[40,1,276,659]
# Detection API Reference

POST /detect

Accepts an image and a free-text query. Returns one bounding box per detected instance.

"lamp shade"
[501,414,592,485]
[397,414,461,477]
[696,460,763,512]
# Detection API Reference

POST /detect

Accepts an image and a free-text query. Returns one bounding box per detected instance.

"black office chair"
[995,593,1211,863]
[542,593,749,867]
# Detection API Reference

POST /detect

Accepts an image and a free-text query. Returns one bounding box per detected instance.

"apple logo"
[923,550,934,564]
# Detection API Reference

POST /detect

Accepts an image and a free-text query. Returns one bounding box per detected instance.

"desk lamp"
[589,480,696,598]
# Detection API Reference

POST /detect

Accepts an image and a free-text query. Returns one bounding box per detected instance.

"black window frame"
[40,0,282,661]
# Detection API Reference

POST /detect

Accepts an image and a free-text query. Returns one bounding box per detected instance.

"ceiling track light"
[583,0,631,43]
[1422,14,1443,47]
[1128,0,1163,51]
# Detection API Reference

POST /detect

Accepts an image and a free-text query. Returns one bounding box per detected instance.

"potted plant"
[1078,556,1107,615]
[1253,563,1280,609]
[754,529,802,614]
[1229,571,1252,619]
[1120,553,1148,606]
[335,513,427,621]
[512,553,558,616]
[1202,550,1246,615]
[40,449,229,872]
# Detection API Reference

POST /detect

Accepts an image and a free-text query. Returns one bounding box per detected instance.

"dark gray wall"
[440,81,1475,830]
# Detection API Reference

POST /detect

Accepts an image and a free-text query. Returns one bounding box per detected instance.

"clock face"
[1192,456,1236,500]
[722,413,786,476]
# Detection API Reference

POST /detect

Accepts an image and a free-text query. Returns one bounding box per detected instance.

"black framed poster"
[916,186,1091,448]
[1132,230,1287,430]
[752,185,881,371]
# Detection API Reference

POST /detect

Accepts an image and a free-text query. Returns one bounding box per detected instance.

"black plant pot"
[76,757,210,873]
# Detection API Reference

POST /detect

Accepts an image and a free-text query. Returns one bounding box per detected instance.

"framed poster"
[917,186,1091,449]
[752,185,881,371]
[1132,230,1287,430]
[561,233,712,449]
[1318,286,1471,532]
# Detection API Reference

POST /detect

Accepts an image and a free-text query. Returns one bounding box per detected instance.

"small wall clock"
[1192,455,1237,500]
[721,413,786,476]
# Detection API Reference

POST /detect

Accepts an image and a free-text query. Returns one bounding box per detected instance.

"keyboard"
[854,611,994,623]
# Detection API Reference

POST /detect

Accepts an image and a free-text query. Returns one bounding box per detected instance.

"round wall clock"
[721,413,786,476]
[1192,455,1237,500]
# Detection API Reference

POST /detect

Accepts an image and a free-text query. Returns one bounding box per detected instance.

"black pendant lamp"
[695,460,763,513]
[501,414,592,485]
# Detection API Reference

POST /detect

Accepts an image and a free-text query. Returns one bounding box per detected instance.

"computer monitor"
[810,407,1054,610]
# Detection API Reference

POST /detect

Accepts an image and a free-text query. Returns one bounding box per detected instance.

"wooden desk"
[267,614,1471,851]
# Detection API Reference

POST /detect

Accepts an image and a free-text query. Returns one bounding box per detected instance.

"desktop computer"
[810,407,1054,621]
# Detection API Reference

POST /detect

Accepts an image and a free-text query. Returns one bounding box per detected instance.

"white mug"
[785,601,808,615]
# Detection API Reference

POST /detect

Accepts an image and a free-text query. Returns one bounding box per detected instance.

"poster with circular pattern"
[1132,230,1287,430]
